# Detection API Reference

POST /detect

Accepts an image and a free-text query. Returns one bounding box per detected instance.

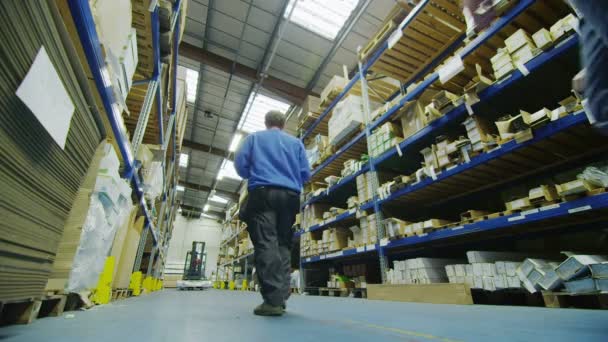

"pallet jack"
[177,241,212,290]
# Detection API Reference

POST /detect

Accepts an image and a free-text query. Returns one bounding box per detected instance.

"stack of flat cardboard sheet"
[0,0,104,301]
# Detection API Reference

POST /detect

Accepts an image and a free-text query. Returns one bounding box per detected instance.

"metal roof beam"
[180,42,313,104]
[182,139,233,161]
[178,180,238,201]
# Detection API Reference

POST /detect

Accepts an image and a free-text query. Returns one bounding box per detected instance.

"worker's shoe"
[253,303,283,316]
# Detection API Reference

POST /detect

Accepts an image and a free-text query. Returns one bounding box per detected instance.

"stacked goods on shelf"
[388,258,463,285]
[46,143,134,292]
[462,115,496,153]
[302,203,331,230]
[328,95,366,147]
[298,95,322,130]
[90,0,139,116]
[0,1,105,301]
[236,233,253,257]
[356,171,393,203]
[383,218,410,239]
[462,0,517,37]
[306,134,330,167]
[369,122,403,157]
[359,214,379,246]
[396,101,425,141]
[342,158,363,178]
[518,255,608,294]
[549,14,579,42]
[320,75,349,109]
[175,67,189,149]
[343,264,368,288]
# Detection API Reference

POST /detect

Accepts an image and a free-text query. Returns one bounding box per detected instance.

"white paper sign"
[356,246,365,253]
[438,55,465,84]
[367,244,376,251]
[568,205,592,214]
[387,30,403,49]
[17,47,75,149]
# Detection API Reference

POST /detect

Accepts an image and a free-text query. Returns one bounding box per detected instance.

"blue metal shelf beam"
[303,193,608,264]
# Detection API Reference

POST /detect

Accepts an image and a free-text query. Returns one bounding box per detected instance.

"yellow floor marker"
[92,256,114,304]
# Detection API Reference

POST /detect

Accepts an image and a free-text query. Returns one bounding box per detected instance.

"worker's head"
[265,110,285,130]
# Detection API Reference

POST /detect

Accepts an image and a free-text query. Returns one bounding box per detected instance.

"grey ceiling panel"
[213,0,250,22]
[276,41,324,69]
[210,10,247,39]
[248,6,277,33]
[187,1,208,25]
[281,23,333,56]
[267,66,307,88]
[185,17,205,38]
[269,55,315,83]
[252,0,284,15]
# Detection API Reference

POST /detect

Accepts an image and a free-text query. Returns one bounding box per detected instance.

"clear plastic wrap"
[143,161,163,200]
[578,165,608,187]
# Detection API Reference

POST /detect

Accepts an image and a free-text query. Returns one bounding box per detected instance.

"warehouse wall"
[165,215,223,278]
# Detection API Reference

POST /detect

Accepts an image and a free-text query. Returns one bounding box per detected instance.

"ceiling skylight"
[179,153,189,167]
[209,195,229,204]
[185,68,199,103]
[176,185,185,192]
[237,93,291,133]
[285,0,359,40]
[217,159,241,181]
[228,133,243,152]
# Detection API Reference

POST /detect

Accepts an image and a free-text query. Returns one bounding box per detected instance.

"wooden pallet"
[0,293,68,325]
[542,291,608,309]
[318,287,351,297]
[111,288,133,301]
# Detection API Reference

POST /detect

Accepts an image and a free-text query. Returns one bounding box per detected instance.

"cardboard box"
[466,251,528,263]
[494,62,515,80]
[532,28,553,50]
[511,44,540,65]
[528,185,558,203]
[550,14,578,41]
[506,196,531,211]
[398,101,425,140]
[556,179,597,196]
[505,29,535,54]
[490,49,512,69]
[556,255,607,281]
[321,75,349,104]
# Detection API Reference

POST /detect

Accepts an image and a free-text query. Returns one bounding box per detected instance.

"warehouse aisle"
[2,290,607,342]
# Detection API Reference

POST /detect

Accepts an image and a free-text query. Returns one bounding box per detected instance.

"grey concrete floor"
[1,289,607,341]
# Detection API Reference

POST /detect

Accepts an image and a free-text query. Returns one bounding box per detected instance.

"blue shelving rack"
[68,0,183,275]
[297,0,606,289]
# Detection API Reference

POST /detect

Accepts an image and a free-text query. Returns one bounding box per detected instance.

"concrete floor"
[1,290,607,342]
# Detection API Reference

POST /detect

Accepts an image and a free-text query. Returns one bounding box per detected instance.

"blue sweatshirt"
[235,128,311,193]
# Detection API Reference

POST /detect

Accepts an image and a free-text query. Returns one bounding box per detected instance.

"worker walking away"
[235,110,311,316]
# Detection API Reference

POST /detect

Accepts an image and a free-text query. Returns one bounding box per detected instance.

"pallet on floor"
[542,291,608,309]
[0,292,70,325]
[111,288,132,301]
[318,287,367,298]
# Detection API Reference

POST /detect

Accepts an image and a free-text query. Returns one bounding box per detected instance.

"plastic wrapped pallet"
[0,1,105,301]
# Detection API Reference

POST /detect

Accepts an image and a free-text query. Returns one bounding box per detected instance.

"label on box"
[320,255,326,260]
[540,203,560,211]
[439,55,465,84]
[356,246,365,253]
[508,216,526,222]
[306,258,311,262]
[366,244,376,251]
[465,102,474,115]
[568,205,592,214]
[451,225,464,231]
[380,238,389,246]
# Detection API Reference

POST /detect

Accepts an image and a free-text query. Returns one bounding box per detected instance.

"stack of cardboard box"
[328,95,366,146]
[463,115,495,153]
[369,122,403,157]
[389,258,462,284]
[302,203,331,230]
[356,172,375,203]
[359,214,378,245]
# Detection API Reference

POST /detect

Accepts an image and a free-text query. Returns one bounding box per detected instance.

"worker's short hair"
[265,110,286,129]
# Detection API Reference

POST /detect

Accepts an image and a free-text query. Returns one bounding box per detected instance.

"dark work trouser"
[243,186,299,306]
[570,0,608,133]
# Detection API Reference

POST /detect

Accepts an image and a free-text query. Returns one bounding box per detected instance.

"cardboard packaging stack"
[402,219,451,237]
[302,203,331,230]
[397,101,425,141]
[389,258,462,285]
[518,255,608,293]
[369,122,403,157]
[359,214,379,245]
[297,95,322,128]
[328,95,378,146]
[306,134,329,167]
[342,159,362,177]
[549,14,579,42]
[356,172,376,203]
[320,75,348,106]
[383,218,410,239]
[463,115,495,152]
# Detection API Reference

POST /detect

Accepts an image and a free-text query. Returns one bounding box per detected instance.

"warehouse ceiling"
[177,0,396,218]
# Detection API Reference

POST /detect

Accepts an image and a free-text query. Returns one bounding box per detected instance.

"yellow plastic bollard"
[129,271,142,296]
[228,281,235,290]
[241,280,248,291]
[92,256,115,304]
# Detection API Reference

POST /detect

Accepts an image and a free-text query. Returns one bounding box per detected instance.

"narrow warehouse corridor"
[2,291,607,342]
